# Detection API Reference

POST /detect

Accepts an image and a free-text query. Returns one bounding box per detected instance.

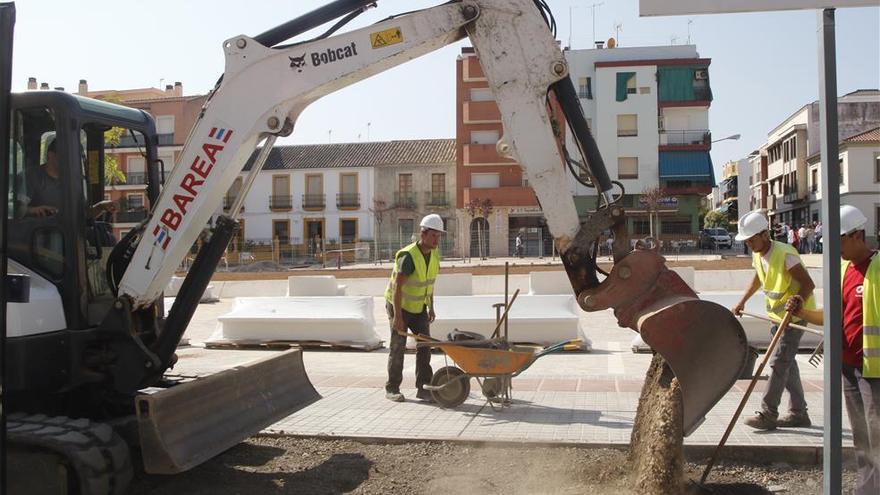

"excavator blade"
[136,349,320,474]
[578,250,748,436]
[636,297,749,436]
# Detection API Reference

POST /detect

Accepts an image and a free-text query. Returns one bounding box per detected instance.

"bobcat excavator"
[2,0,749,493]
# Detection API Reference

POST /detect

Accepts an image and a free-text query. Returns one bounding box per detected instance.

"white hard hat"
[735,210,769,241]
[840,205,867,235]
[420,213,445,232]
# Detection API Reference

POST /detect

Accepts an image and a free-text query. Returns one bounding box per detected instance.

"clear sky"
[11,0,880,179]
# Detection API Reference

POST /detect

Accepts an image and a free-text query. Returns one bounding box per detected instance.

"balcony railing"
[783,186,804,204]
[336,193,360,208]
[110,132,174,148]
[425,191,450,207]
[659,130,710,146]
[125,171,147,185]
[393,191,417,209]
[115,209,147,223]
[270,195,293,210]
[302,193,326,209]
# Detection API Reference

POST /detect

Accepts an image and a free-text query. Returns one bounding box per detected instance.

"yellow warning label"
[370,27,403,49]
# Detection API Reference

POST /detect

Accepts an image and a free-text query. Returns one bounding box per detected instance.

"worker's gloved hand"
[428,308,436,323]
[28,205,57,217]
[785,295,804,315]
[731,301,746,317]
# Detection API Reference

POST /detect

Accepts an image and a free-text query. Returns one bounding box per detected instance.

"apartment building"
[564,44,714,240]
[715,158,751,224]
[758,89,880,229]
[229,139,454,262]
[70,78,206,239]
[805,127,880,247]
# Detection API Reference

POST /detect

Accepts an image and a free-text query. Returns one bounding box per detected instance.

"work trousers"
[385,302,432,394]
[761,324,808,417]
[843,364,880,495]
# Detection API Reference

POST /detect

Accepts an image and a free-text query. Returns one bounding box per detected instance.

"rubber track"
[6,413,133,495]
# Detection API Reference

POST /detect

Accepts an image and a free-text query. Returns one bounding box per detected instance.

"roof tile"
[245,139,456,171]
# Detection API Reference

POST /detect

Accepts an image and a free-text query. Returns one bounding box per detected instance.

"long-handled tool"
[698,309,795,485]
[740,310,825,368]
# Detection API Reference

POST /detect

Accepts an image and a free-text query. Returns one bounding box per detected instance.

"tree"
[465,198,493,259]
[95,94,127,185]
[369,197,395,262]
[703,210,728,229]
[640,186,666,239]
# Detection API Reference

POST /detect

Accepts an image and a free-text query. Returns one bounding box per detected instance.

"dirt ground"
[129,436,854,495]
[209,257,754,281]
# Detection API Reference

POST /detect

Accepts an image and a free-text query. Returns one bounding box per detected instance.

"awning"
[659,151,715,183]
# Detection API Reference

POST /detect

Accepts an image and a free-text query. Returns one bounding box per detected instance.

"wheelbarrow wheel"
[430,366,470,408]
[481,376,508,399]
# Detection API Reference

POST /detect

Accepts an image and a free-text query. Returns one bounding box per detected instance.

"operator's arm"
[427,293,435,323]
[789,263,816,302]
[785,295,824,326]
[733,274,761,316]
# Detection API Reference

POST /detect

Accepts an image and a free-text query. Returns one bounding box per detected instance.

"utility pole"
[614,22,622,44]
[366,122,371,141]
[686,19,693,44]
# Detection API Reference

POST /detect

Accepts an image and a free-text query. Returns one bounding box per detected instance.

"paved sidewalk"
[172,297,850,452]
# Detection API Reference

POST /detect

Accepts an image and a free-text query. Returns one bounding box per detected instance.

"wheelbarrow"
[400,287,582,408]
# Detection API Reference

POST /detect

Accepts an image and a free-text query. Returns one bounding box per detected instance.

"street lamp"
[712,133,741,143]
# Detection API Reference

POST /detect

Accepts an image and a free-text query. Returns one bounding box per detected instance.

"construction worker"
[384,214,444,403]
[732,210,816,430]
[785,205,879,495]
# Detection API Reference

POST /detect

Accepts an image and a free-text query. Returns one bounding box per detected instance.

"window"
[638,87,650,94]
[156,115,175,135]
[618,157,638,179]
[617,114,638,137]
[470,130,499,145]
[616,72,635,101]
[271,175,291,210]
[340,219,358,243]
[469,88,494,102]
[577,76,593,99]
[632,220,650,235]
[306,174,323,194]
[471,172,500,188]
[127,155,146,185]
[811,169,818,192]
[398,218,415,242]
[338,173,359,208]
[661,219,693,235]
[304,174,324,209]
[874,153,880,182]
[272,220,290,243]
[431,173,446,194]
[340,173,357,194]
[839,158,844,185]
[398,173,413,193]
[397,174,414,208]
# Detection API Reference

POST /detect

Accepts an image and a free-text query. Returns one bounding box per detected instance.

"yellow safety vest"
[752,241,816,322]
[842,254,880,378]
[384,242,440,314]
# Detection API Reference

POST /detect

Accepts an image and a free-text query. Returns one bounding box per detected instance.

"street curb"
[256,432,853,466]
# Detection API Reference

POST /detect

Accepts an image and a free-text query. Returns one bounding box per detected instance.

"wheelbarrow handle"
[396,330,441,343]
[738,310,822,336]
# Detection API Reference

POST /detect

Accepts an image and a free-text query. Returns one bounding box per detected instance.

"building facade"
[564,44,714,241]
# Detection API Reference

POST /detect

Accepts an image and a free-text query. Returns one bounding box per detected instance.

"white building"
[806,127,880,247]
[564,44,714,238]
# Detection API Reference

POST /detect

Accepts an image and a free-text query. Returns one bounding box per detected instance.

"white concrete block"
[164,276,220,302]
[528,271,571,295]
[472,274,529,296]
[432,295,589,348]
[219,280,287,298]
[287,275,346,296]
[432,273,473,296]
[211,296,380,346]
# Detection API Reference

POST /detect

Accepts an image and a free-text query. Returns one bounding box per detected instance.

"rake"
[740,310,824,369]
[808,340,824,368]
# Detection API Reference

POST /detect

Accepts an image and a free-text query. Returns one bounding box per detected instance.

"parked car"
[700,228,732,249]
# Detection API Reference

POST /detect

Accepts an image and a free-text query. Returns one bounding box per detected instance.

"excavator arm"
[112,0,746,438]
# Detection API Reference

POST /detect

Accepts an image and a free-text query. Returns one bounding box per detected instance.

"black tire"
[481,376,508,399]
[6,413,133,495]
[430,366,470,408]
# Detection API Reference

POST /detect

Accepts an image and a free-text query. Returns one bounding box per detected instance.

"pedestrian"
[816,221,823,254]
[798,224,807,253]
[788,224,798,250]
[733,210,816,430]
[806,224,816,254]
[384,214,444,403]
[515,232,523,258]
[785,205,879,495]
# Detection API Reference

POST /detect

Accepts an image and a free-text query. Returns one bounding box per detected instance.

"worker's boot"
[744,411,777,430]
[776,412,811,428]
[385,391,404,402]
[416,389,435,403]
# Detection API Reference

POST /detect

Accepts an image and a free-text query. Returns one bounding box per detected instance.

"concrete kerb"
[255,432,853,466]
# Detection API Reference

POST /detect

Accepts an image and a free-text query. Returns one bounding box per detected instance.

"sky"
[10,0,880,179]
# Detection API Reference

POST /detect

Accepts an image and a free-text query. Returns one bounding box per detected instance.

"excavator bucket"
[579,250,748,436]
[136,349,320,474]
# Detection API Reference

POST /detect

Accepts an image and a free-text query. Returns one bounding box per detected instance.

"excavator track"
[6,413,133,495]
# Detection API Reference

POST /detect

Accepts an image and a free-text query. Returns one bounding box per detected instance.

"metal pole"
[817,9,842,495]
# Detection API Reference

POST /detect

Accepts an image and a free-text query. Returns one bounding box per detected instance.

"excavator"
[2,0,749,493]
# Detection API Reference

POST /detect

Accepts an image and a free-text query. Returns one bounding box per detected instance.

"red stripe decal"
[209,127,217,138]
[162,237,171,249]
[223,129,234,143]
[153,225,161,235]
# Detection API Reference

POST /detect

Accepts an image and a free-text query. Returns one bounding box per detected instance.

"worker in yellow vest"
[732,210,817,430]
[786,205,879,495]
[384,214,444,403]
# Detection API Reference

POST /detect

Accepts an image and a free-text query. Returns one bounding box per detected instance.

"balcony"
[659,130,711,149]
[302,193,325,210]
[336,193,360,209]
[115,209,147,223]
[270,195,293,210]
[110,132,174,148]
[393,191,417,210]
[461,186,537,207]
[425,191,450,207]
[110,171,147,186]
[223,196,244,211]
[783,186,805,204]
[462,143,516,166]
[463,100,501,124]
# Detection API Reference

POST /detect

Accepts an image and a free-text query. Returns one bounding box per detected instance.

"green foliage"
[703,210,729,228]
